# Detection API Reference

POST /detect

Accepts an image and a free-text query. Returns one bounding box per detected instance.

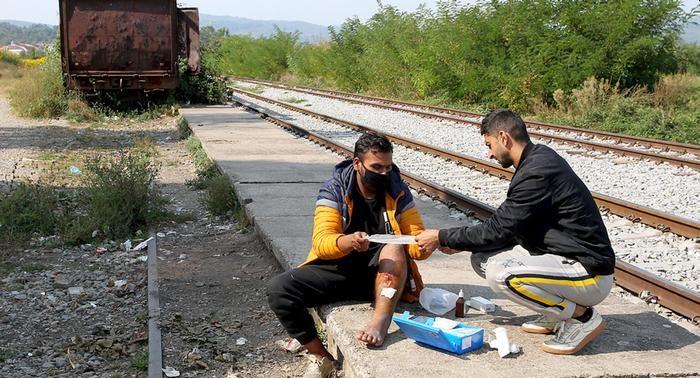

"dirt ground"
[0,98,308,377]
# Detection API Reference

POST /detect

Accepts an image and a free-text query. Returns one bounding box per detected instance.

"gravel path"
[234,82,700,223]
[232,94,700,293]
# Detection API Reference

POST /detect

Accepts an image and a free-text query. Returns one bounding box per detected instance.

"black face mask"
[360,162,389,193]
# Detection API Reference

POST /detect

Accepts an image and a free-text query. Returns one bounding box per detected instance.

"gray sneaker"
[542,308,605,355]
[521,314,559,334]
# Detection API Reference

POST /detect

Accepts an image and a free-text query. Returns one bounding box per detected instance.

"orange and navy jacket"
[303,159,430,302]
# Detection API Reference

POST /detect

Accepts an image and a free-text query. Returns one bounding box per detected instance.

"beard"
[497,155,514,168]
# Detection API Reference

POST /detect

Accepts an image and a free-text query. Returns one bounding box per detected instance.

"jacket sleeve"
[311,205,349,260]
[398,205,431,260]
[439,172,550,252]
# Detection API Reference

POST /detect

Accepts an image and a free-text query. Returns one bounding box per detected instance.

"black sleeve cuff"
[438,228,450,248]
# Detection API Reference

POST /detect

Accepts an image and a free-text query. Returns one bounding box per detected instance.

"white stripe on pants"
[471,245,613,320]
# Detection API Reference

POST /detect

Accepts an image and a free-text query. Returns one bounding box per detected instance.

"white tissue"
[432,317,459,330]
[489,327,519,358]
[380,287,397,299]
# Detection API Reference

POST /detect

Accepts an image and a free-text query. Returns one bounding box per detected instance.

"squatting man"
[416,109,615,355]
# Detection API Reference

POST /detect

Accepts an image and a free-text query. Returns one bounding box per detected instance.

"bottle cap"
[458,289,464,298]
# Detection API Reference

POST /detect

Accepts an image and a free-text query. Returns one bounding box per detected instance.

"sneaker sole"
[541,319,605,355]
[521,324,555,334]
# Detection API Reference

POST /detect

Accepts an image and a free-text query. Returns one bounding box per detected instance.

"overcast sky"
[2,0,698,26]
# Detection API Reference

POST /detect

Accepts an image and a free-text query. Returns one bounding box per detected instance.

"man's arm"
[439,173,551,251]
[311,206,369,259]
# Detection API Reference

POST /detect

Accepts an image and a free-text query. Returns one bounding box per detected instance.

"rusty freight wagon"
[59,0,200,91]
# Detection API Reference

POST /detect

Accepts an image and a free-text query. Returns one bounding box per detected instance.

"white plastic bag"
[419,287,459,315]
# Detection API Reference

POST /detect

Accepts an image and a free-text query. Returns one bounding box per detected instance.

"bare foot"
[355,316,392,347]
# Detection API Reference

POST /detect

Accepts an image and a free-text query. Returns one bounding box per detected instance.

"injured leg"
[355,244,407,347]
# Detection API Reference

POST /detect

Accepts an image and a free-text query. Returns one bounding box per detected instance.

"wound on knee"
[378,272,395,287]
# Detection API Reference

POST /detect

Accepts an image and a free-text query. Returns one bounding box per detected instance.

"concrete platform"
[180,105,700,377]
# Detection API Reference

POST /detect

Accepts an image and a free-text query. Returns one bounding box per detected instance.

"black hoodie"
[438,142,616,275]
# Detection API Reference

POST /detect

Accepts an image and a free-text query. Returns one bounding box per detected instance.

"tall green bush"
[219,0,691,111]
[215,27,299,79]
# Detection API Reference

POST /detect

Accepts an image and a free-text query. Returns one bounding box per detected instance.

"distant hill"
[200,14,330,43]
[0,20,39,27]
[0,22,57,45]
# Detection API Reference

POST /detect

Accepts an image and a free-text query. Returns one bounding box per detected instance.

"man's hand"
[338,231,369,253]
[415,229,441,255]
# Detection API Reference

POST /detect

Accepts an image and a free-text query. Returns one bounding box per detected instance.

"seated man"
[267,132,430,376]
[416,109,615,355]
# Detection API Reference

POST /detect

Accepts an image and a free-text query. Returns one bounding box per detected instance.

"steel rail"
[238,78,700,169]
[232,95,700,322]
[232,88,700,238]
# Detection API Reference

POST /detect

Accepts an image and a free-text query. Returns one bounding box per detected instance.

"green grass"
[232,83,265,94]
[9,48,67,118]
[184,136,219,189]
[183,135,248,226]
[0,182,59,243]
[20,263,48,273]
[280,96,307,104]
[132,350,148,371]
[0,348,14,363]
[0,261,20,275]
[201,174,244,220]
[176,117,192,140]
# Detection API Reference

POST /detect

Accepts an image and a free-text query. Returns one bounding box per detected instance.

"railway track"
[231,87,700,239]
[237,78,700,170]
[229,92,700,322]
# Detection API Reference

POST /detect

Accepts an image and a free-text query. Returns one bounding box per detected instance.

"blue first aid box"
[392,311,484,354]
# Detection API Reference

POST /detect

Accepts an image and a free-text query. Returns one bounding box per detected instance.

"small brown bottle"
[455,289,465,318]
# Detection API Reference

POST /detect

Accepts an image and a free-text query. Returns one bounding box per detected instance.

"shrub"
[215,28,299,80]
[531,74,700,144]
[201,174,239,216]
[79,147,164,241]
[176,117,192,140]
[0,182,58,243]
[0,51,20,65]
[176,53,227,104]
[652,73,700,109]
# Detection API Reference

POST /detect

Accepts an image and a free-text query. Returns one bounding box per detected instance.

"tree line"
[208,0,699,114]
[0,22,57,45]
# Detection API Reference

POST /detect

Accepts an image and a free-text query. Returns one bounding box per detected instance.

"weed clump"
[0,139,176,246]
[0,182,58,243]
[182,133,247,225]
[78,148,163,241]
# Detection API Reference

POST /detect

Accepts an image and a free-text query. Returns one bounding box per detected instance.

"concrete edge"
[147,234,163,378]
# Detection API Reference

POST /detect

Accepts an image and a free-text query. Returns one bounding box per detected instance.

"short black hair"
[480,109,530,143]
[353,132,393,158]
